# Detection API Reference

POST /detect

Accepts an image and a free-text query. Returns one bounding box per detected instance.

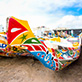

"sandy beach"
[0,47,82,82]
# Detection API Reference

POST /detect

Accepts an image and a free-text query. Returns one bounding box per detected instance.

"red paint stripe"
[39,45,46,52]
[51,48,55,57]
[56,63,58,67]
[68,47,72,50]
[32,45,42,51]
[59,56,64,59]
[40,41,47,48]
[55,67,58,71]
[54,59,58,62]
[22,45,35,51]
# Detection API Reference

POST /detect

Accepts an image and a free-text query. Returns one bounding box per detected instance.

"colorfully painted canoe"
[0,16,81,71]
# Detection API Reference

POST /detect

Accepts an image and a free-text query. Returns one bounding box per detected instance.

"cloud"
[54,15,82,29]
[0,0,82,30]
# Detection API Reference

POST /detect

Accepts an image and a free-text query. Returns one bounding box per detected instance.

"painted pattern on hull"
[0,16,80,71]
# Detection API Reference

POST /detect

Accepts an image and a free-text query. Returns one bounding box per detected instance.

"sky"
[0,0,82,31]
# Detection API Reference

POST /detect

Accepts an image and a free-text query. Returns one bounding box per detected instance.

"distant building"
[0,25,4,32]
[33,26,47,37]
[53,28,82,37]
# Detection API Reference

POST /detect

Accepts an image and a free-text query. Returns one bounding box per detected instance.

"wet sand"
[0,47,82,82]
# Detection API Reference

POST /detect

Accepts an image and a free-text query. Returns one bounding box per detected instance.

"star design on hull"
[19,34,27,43]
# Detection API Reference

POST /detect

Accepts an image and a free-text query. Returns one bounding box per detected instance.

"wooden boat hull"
[0,16,81,71]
